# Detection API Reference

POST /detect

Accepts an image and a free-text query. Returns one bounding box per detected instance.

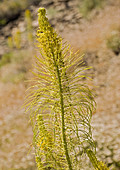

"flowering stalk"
[25,7,108,170]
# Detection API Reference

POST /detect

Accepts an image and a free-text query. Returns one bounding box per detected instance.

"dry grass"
[0,82,36,169]
[0,49,36,169]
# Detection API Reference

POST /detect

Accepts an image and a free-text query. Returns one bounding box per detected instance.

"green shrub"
[0,18,6,26]
[78,0,104,17]
[106,31,120,55]
[2,71,26,83]
[0,52,12,67]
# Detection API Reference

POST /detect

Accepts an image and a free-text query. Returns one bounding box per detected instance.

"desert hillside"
[0,0,120,169]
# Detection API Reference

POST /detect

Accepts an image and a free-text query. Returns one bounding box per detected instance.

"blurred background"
[0,0,120,169]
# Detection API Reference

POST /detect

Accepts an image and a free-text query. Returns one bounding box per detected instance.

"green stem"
[55,63,73,170]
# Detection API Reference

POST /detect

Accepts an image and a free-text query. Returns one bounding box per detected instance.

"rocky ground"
[0,0,120,169]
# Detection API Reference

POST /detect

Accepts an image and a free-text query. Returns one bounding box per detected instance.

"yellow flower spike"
[25,7,108,170]
[13,29,21,49]
[7,36,13,49]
